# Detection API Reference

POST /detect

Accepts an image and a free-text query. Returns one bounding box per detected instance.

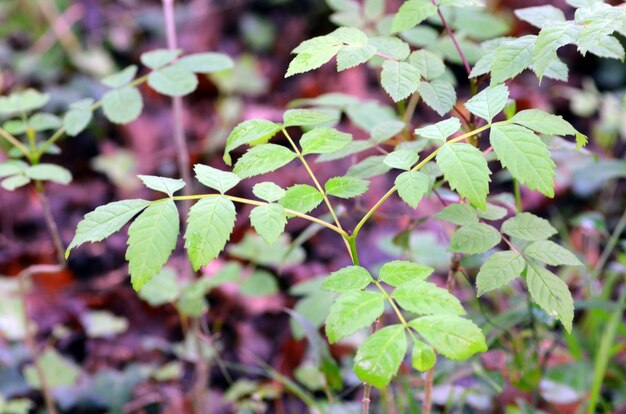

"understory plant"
[3,0,626,412]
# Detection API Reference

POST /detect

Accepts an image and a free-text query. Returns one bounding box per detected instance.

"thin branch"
[162,0,192,216]
[353,122,501,238]
[431,0,471,75]
[17,264,63,414]
[0,127,30,157]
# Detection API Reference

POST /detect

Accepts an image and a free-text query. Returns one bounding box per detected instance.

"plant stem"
[162,0,192,213]
[281,127,354,257]
[17,264,63,414]
[591,206,626,280]
[422,368,435,414]
[281,128,344,231]
[0,127,30,157]
[513,179,522,213]
[35,183,66,265]
[353,122,499,238]
[431,0,471,75]
[168,194,347,236]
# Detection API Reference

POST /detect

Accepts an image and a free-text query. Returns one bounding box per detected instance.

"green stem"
[281,128,345,232]
[0,127,31,158]
[353,122,500,238]
[36,76,147,158]
[513,179,522,213]
[166,193,348,237]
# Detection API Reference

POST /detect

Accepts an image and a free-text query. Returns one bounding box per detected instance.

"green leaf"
[64,99,93,136]
[347,155,391,179]
[533,22,579,80]
[101,65,138,88]
[25,164,72,184]
[325,176,369,199]
[514,6,565,29]
[0,160,28,177]
[391,0,437,33]
[279,184,324,215]
[489,124,556,197]
[101,86,143,124]
[0,89,49,116]
[322,266,373,292]
[286,35,342,77]
[417,80,456,116]
[369,36,411,60]
[138,267,180,306]
[385,150,418,170]
[409,315,487,360]
[477,203,508,221]
[240,270,279,296]
[1,175,30,191]
[435,203,479,226]
[491,36,535,84]
[283,109,338,127]
[437,143,491,210]
[380,60,421,102]
[252,182,286,202]
[395,171,429,208]
[502,212,557,241]
[411,340,436,372]
[476,251,525,296]
[66,199,150,258]
[354,325,407,388]
[194,164,240,194]
[510,109,578,136]
[249,203,287,244]
[147,62,198,97]
[526,265,574,332]
[233,144,297,178]
[325,291,385,343]
[300,127,352,155]
[138,175,185,197]
[24,348,80,389]
[184,196,236,271]
[140,49,181,69]
[524,240,582,266]
[449,223,501,254]
[392,280,465,315]
[378,260,433,286]
[178,52,234,73]
[409,49,445,80]
[28,113,61,131]
[223,119,283,165]
[464,84,509,123]
[414,118,461,142]
[126,200,180,290]
[337,44,377,71]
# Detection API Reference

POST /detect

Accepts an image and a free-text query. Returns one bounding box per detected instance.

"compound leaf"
[354,325,407,389]
[126,200,180,290]
[66,199,150,258]
[489,123,556,197]
[437,143,490,210]
[476,251,525,296]
[325,291,385,343]
[185,196,236,271]
[322,266,373,292]
[249,203,287,245]
[409,315,487,360]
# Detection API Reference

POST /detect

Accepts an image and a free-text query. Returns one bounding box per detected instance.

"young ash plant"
[57,0,625,410]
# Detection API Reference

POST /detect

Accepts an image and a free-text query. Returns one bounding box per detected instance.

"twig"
[422,368,435,414]
[431,0,471,75]
[161,2,206,412]
[17,264,63,414]
[35,185,65,265]
[162,0,192,215]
